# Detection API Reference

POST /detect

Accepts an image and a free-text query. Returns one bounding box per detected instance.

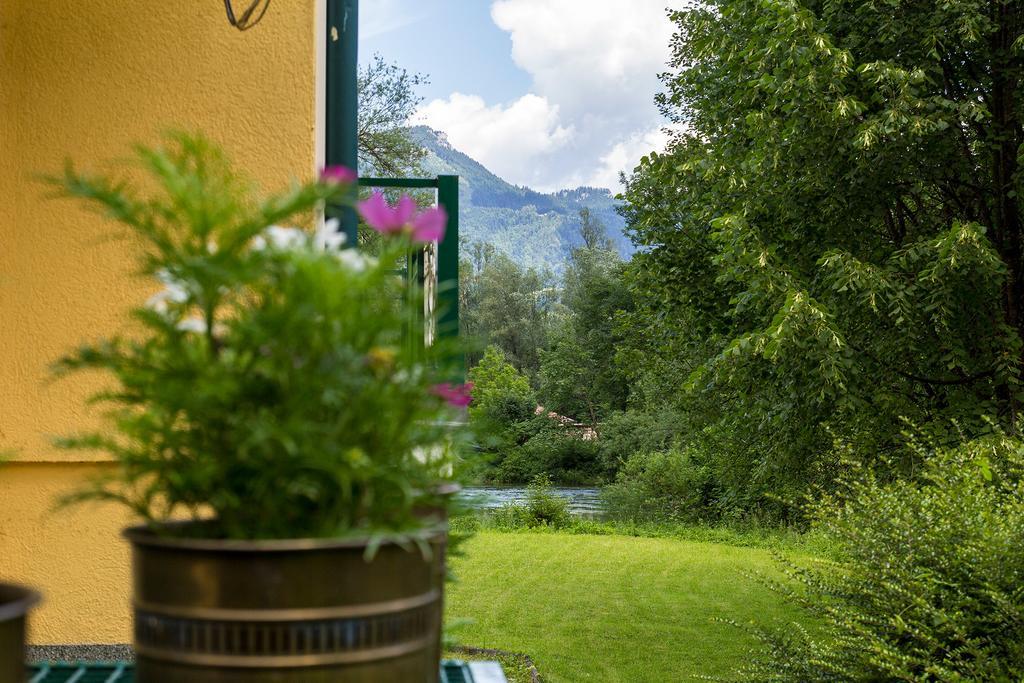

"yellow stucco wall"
[1,0,319,643]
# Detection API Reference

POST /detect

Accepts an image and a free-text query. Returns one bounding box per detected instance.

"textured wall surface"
[1,0,318,643]
[0,463,134,643]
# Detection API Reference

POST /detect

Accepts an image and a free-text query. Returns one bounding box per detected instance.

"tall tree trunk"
[990,0,1023,421]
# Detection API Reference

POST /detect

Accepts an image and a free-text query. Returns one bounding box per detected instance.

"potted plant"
[0,581,39,682]
[1,456,41,682]
[52,133,469,681]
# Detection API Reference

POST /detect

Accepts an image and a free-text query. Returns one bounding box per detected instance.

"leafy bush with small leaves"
[493,422,603,485]
[595,409,685,476]
[468,347,535,422]
[602,446,719,524]
[488,442,546,484]
[51,133,466,540]
[738,431,1024,682]
[491,474,571,529]
[523,473,572,527]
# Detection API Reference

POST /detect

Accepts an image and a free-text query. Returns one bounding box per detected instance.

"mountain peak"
[423,126,451,150]
[410,126,632,272]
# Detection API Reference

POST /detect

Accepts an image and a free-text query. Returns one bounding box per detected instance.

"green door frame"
[325,0,359,246]
[357,176,461,346]
[324,0,461,362]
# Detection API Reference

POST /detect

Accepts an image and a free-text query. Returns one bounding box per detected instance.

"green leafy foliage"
[358,54,428,177]
[602,446,720,524]
[464,347,605,485]
[492,422,603,485]
[460,251,557,381]
[456,207,641,486]
[739,431,1024,681]
[619,0,1024,519]
[466,346,535,425]
[489,474,572,529]
[595,409,684,475]
[538,211,632,426]
[50,133,465,540]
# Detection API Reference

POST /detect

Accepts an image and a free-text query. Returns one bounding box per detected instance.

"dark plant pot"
[413,482,461,672]
[125,524,446,682]
[0,582,40,683]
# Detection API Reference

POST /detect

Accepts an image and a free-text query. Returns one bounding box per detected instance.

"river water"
[460,486,604,516]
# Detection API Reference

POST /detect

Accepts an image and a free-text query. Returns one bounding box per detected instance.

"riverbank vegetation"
[453,476,825,553]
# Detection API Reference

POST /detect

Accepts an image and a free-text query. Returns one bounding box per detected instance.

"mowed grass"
[445,531,814,682]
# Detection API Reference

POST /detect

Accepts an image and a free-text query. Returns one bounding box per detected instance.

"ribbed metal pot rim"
[124,522,447,552]
[0,582,41,622]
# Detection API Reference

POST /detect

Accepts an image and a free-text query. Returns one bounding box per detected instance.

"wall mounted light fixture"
[224,0,271,30]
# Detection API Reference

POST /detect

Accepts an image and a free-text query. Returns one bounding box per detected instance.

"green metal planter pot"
[0,582,40,683]
[125,524,447,682]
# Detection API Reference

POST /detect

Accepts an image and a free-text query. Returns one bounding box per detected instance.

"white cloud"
[417,93,575,188]
[491,0,676,123]
[587,126,674,190]
[414,0,682,191]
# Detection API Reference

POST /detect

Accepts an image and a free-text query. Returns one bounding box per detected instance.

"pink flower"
[357,191,413,234]
[431,382,474,408]
[356,191,448,244]
[411,205,447,242]
[321,165,357,184]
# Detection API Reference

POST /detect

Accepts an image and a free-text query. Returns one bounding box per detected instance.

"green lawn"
[445,531,813,682]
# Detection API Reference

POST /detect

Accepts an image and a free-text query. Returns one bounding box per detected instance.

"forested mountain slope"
[411,125,632,271]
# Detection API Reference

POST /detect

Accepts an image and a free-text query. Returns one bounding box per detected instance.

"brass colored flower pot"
[0,582,40,683]
[126,524,446,682]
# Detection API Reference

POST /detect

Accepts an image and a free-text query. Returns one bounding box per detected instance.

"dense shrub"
[468,346,535,426]
[482,393,536,427]
[490,443,545,484]
[490,475,572,529]
[465,347,542,481]
[596,409,684,476]
[492,422,603,485]
[602,447,719,523]
[739,432,1024,682]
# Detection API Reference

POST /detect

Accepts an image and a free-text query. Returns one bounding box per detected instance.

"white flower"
[252,225,307,251]
[176,317,228,337]
[146,270,189,314]
[250,220,367,261]
[334,249,377,273]
[176,317,207,334]
[314,218,347,252]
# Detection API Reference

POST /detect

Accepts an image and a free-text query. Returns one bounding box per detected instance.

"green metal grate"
[29,663,133,682]
[29,660,502,682]
[441,660,473,683]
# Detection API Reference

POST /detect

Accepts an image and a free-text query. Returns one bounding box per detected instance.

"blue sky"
[360,0,682,192]
[360,0,530,104]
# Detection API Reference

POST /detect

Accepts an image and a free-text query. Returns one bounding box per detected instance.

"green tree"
[467,346,535,425]
[357,54,427,176]
[576,207,614,251]
[539,211,632,426]
[621,0,1024,515]
[460,242,558,380]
